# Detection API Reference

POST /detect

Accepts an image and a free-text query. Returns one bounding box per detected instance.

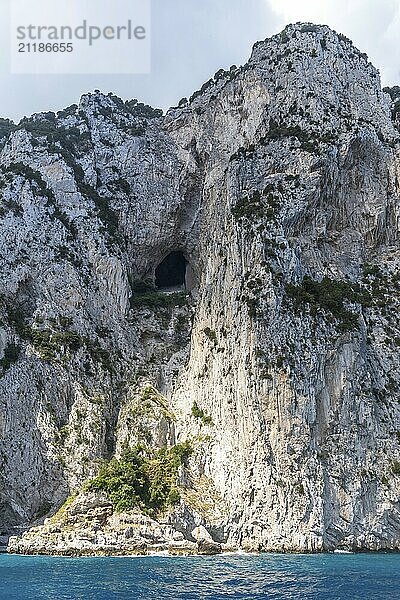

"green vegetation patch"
[0,118,16,145]
[130,385,176,423]
[361,264,400,308]
[93,98,162,135]
[2,163,79,239]
[0,299,113,371]
[0,342,21,371]
[47,142,120,243]
[191,402,213,426]
[230,121,335,162]
[28,328,83,361]
[87,442,193,516]
[5,162,55,203]
[203,327,217,344]
[50,494,76,524]
[124,100,163,120]
[18,116,92,155]
[13,116,118,245]
[23,326,112,371]
[391,460,400,476]
[78,182,119,239]
[232,186,281,223]
[263,123,334,152]
[285,275,367,332]
[57,104,78,119]
[130,291,187,309]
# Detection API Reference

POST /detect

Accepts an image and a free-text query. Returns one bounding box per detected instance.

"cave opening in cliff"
[155,251,188,291]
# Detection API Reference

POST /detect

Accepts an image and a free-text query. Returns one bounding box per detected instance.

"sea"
[0,552,399,599]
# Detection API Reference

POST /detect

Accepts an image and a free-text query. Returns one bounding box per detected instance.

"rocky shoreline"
[8,488,400,556]
[6,544,228,558]
[7,492,228,557]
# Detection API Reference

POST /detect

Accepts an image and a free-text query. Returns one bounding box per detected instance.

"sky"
[0,0,400,122]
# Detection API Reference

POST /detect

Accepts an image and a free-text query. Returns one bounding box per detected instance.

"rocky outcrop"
[7,492,224,556]
[2,22,400,554]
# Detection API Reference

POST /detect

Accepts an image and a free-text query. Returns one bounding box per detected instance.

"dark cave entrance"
[155,251,188,291]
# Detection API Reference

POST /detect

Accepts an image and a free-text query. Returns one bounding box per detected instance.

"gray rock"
[2,22,400,554]
[197,539,222,555]
[168,540,197,556]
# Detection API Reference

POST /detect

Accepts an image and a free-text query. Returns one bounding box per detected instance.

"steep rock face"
[2,23,400,552]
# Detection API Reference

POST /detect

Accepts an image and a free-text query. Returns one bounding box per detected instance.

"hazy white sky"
[1,0,399,121]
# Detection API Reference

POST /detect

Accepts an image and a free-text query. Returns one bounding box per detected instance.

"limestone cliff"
[3,23,400,554]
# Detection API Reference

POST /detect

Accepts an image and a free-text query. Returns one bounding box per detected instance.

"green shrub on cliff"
[130,291,187,309]
[0,118,16,144]
[391,460,400,475]
[286,275,362,331]
[87,442,193,516]
[191,402,213,425]
[0,342,20,371]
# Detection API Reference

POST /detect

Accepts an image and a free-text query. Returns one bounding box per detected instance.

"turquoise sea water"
[0,553,399,599]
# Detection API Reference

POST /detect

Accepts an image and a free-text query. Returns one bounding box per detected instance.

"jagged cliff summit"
[1,22,400,555]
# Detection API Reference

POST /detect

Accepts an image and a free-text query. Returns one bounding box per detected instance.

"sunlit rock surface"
[3,23,400,554]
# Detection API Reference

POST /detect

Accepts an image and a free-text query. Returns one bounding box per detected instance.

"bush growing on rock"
[87,442,193,516]
[285,275,363,332]
[0,342,21,371]
[191,402,213,425]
